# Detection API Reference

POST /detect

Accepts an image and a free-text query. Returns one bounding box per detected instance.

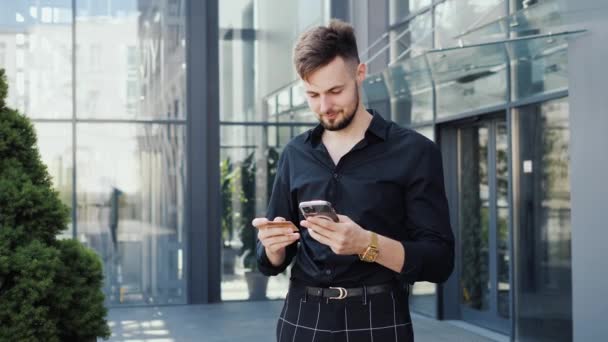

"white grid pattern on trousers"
[277,291,413,342]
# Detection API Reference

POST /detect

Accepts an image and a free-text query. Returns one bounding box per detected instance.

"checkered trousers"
[275,283,413,342]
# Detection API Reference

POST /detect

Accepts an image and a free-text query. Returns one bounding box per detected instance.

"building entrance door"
[442,115,511,334]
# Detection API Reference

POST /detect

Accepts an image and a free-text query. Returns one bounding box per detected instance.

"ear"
[355,63,367,86]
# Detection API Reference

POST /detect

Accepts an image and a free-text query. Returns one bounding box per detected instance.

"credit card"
[258,221,299,232]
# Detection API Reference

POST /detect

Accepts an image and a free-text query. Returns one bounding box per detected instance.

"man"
[252,19,454,342]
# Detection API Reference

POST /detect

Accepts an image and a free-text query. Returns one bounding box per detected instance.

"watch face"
[361,247,379,262]
[366,248,379,261]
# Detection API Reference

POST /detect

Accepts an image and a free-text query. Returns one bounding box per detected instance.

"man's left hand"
[300,215,370,255]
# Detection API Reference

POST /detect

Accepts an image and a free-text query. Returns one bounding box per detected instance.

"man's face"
[303,57,365,131]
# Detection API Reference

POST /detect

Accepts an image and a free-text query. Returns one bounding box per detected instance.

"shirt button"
[325,269,332,275]
[333,173,339,179]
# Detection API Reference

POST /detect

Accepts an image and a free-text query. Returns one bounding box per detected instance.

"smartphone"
[257,220,299,232]
[299,200,339,222]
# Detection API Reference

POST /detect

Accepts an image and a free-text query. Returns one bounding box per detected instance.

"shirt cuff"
[399,240,422,284]
[256,240,289,276]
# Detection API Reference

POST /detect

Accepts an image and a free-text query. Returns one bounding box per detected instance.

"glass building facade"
[2,0,606,341]
[1,0,187,305]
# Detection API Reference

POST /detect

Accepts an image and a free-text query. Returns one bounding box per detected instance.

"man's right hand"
[252,216,300,267]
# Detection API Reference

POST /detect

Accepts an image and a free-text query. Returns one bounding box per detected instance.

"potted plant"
[0,69,110,341]
[237,152,266,299]
[237,147,280,300]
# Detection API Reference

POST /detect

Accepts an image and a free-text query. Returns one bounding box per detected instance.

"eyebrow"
[306,85,345,95]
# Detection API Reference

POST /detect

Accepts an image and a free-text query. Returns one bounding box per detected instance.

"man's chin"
[321,119,343,131]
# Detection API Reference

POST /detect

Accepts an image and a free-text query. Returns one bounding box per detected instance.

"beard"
[319,86,359,132]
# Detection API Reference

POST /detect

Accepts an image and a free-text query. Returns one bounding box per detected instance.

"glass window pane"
[363,73,390,108]
[513,98,572,341]
[292,108,318,124]
[389,0,432,24]
[220,124,291,301]
[277,89,291,114]
[414,125,434,141]
[509,35,568,101]
[386,55,433,125]
[0,1,73,118]
[459,124,490,311]
[496,122,510,319]
[219,0,323,302]
[77,123,187,305]
[291,82,306,108]
[510,0,564,37]
[33,122,73,239]
[390,12,432,63]
[428,44,508,119]
[75,1,186,119]
[434,0,505,49]
[220,38,256,121]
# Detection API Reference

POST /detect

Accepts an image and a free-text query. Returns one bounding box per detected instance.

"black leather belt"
[302,283,395,300]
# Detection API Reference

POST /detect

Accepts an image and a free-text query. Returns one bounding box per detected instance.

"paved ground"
[104,300,507,342]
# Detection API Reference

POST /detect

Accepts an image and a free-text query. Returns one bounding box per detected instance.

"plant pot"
[222,246,238,275]
[244,271,268,300]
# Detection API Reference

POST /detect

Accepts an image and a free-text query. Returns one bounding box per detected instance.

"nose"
[319,95,332,114]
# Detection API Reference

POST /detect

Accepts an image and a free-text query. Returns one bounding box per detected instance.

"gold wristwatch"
[358,231,379,262]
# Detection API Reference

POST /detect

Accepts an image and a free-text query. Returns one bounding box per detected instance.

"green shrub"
[0,69,110,341]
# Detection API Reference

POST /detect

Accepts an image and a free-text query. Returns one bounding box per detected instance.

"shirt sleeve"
[256,148,299,276]
[398,138,455,284]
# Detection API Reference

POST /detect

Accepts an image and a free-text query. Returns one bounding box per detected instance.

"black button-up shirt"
[256,110,454,287]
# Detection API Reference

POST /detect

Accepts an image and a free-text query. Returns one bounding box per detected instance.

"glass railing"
[264,29,584,125]
[455,0,570,45]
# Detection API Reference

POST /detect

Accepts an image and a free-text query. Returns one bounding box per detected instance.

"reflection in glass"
[385,55,433,125]
[221,38,256,121]
[0,1,73,118]
[513,98,572,341]
[33,123,73,239]
[76,1,186,119]
[496,122,510,318]
[429,44,508,118]
[363,73,390,103]
[434,0,505,49]
[510,0,565,37]
[459,125,490,311]
[389,12,432,63]
[509,35,568,101]
[76,124,187,305]
[389,0,431,24]
[220,125,290,301]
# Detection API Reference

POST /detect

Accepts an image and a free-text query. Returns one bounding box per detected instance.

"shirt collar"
[305,109,389,146]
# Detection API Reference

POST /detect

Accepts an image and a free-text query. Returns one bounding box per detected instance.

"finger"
[258,227,299,239]
[303,221,335,241]
[301,220,337,237]
[252,217,269,227]
[305,217,337,231]
[262,233,300,247]
[336,214,351,223]
[273,217,286,222]
[307,227,335,248]
[267,239,299,253]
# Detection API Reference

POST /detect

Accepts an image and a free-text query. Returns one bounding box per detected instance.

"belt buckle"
[329,286,348,300]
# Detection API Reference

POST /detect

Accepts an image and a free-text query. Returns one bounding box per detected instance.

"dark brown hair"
[293,19,360,80]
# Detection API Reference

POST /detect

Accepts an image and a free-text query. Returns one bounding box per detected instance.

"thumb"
[273,217,286,222]
[252,217,269,227]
